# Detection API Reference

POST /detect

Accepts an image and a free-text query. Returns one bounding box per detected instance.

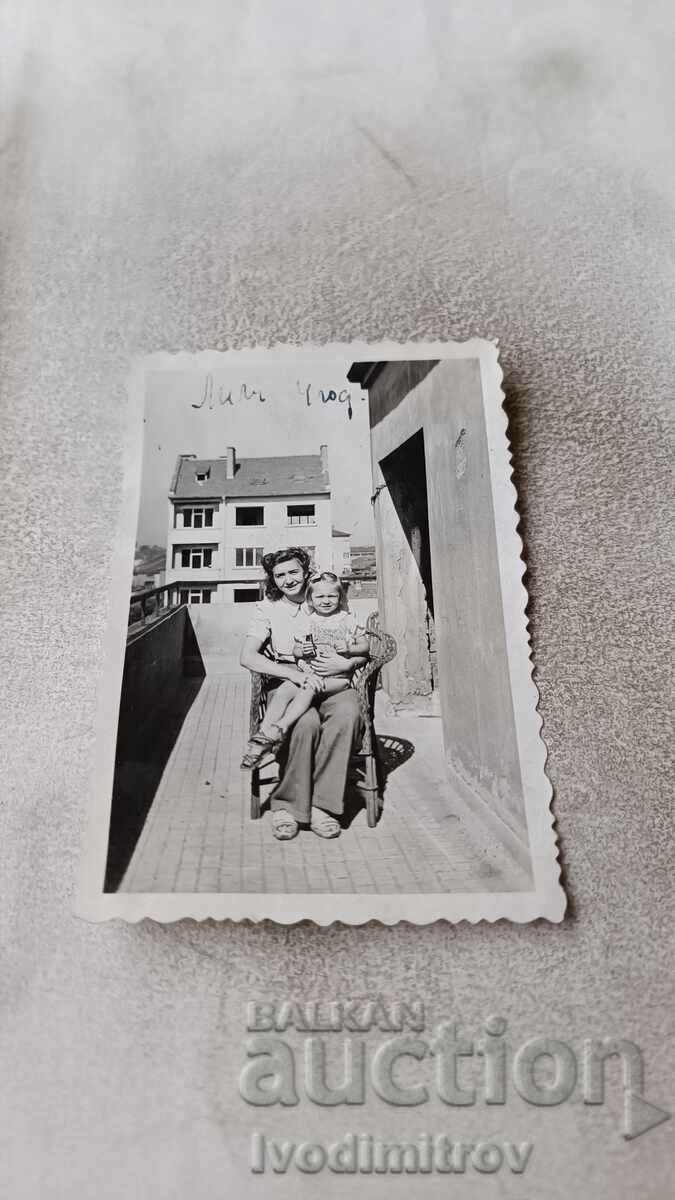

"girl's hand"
[294,635,316,660]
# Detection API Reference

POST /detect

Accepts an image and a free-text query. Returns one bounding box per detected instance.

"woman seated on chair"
[241,570,369,765]
[239,548,368,842]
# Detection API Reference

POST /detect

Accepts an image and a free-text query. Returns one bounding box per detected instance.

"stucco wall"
[370,358,528,840]
[2,2,673,1198]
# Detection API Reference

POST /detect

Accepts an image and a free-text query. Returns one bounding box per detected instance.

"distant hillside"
[134,544,166,575]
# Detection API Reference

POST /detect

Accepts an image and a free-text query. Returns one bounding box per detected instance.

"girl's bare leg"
[261,677,349,741]
[259,681,301,737]
[241,681,304,770]
[273,683,317,734]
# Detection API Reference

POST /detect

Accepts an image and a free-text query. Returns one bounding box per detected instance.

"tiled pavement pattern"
[121,655,515,895]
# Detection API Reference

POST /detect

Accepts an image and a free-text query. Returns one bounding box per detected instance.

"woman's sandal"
[310,808,341,838]
[240,727,283,770]
[271,810,299,840]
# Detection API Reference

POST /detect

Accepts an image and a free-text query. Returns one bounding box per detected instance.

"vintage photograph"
[80,343,564,922]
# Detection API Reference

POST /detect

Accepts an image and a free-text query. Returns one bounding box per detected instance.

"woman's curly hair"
[261,547,312,600]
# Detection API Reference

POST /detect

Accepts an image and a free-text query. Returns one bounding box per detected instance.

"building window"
[287,503,316,525]
[235,547,263,567]
[179,588,213,605]
[174,546,215,569]
[234,587,262,603]
[235,506,264,526]
[175,506,214,529]
[195,468,211,482]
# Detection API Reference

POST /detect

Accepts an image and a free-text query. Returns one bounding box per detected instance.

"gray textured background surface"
[1,1,673,1196]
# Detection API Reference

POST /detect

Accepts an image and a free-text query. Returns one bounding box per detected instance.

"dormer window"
[195,467,210,483]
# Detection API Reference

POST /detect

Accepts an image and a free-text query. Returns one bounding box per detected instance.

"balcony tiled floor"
[120,656,526,895]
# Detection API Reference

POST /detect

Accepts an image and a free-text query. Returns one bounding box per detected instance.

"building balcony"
[171,527,223,544]
[166,566,223,583]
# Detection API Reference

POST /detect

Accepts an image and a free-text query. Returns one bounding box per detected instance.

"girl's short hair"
[261,547,312,600]
[306,570,349,612]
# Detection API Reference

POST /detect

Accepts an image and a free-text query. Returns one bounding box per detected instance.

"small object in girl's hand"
[293,634,316,659]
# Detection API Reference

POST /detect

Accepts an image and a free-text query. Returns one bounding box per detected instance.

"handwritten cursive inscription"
[192,376,267,409]
[191,374,361,419]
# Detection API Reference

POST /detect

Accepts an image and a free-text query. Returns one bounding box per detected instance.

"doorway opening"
[379,428,438,704]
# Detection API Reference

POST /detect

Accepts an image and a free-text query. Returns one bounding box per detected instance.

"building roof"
[170,453,330,500]
[346,362,386,388]
[331,527,350,538]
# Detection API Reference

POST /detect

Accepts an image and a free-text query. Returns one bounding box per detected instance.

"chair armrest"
[352,656,384,712]
[353,655,384,689]
[248,670,268,737]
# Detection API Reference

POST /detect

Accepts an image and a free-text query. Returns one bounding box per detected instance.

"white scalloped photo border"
[78,340,565,924]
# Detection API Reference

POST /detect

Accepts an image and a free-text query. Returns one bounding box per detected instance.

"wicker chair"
[247,610,397,828]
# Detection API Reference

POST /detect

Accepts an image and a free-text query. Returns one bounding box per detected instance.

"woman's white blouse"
[245,597,312,662]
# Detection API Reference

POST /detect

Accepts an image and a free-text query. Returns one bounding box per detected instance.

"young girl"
[240,572,369,769]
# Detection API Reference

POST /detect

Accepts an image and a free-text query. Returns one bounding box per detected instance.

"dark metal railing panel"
[128,582,189,638]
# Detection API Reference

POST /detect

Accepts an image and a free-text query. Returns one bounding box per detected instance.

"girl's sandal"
[271,810,299,840]
[240,728,283,770]
[310,808,341,839]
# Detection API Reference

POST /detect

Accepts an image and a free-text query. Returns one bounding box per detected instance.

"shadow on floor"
[376,734,416,779]
[342,734,416,828]
[104,676,204,892]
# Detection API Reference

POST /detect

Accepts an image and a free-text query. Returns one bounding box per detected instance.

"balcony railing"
[127,583,190,638]
[128,572,378,638]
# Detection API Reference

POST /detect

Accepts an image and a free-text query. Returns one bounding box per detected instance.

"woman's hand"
[310,653,352,676]
[301,672,325,693]
[286,667,309,686]
[286,668,324,692]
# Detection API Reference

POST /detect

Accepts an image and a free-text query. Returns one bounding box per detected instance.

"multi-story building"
[165,446,333,604]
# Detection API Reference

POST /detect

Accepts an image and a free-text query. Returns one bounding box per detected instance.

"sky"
[137,361,375,548]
